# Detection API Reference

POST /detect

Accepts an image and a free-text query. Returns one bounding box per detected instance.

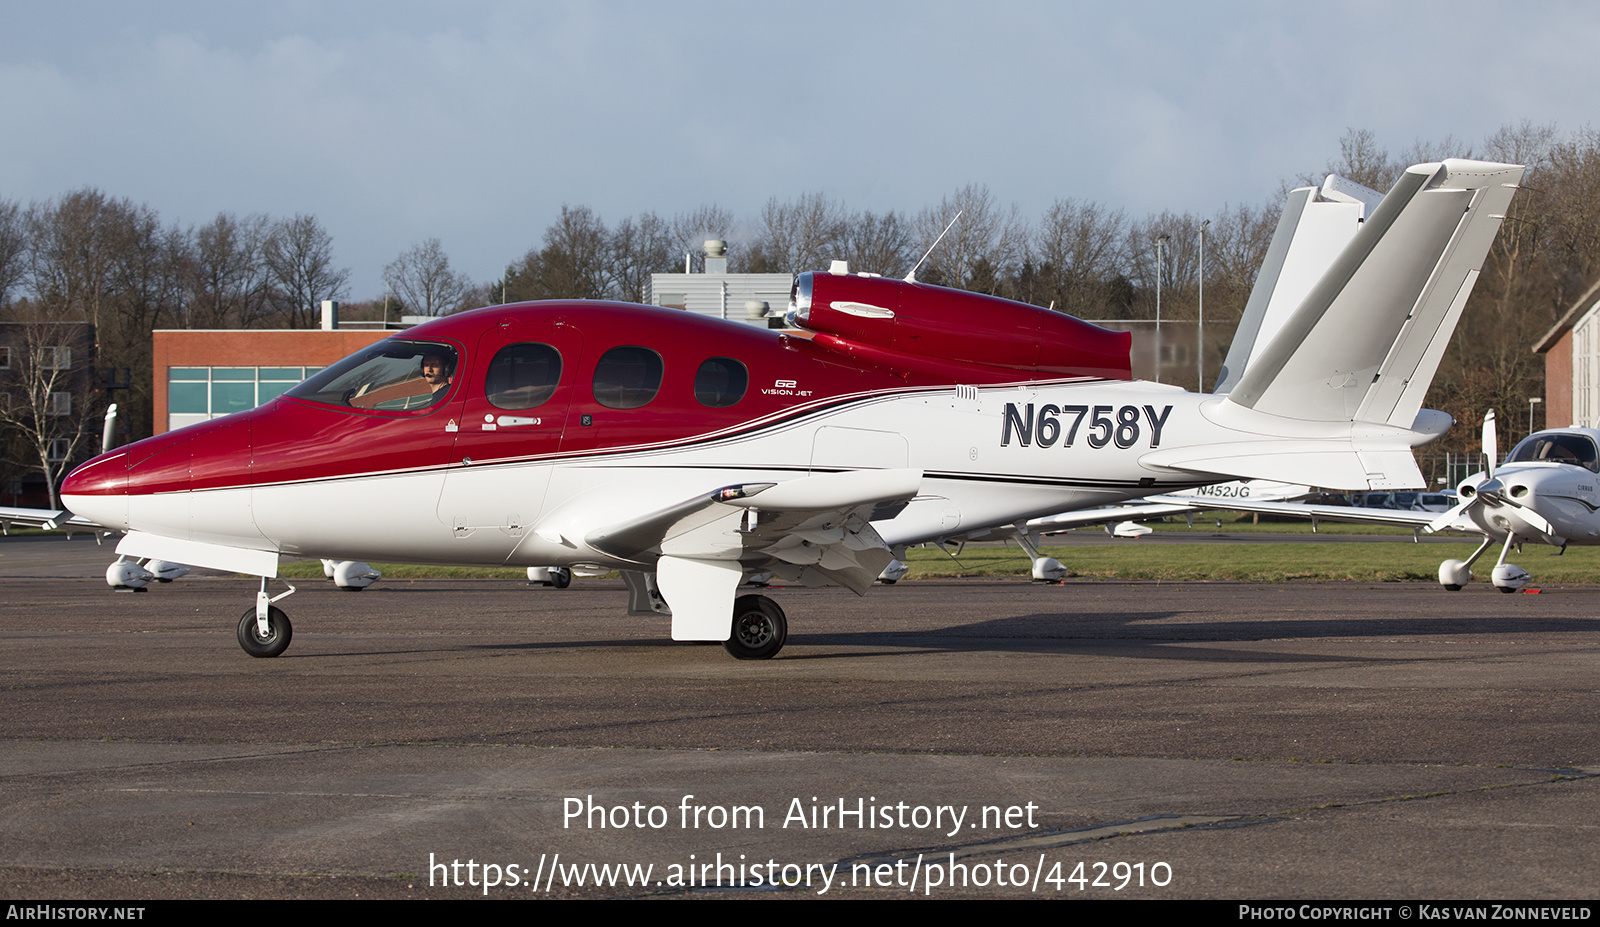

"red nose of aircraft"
[62,407,263,532]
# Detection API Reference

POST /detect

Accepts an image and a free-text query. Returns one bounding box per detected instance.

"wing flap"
[582,468,921,596]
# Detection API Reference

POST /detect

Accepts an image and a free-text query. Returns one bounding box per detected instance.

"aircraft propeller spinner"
[1428,410,1556,539]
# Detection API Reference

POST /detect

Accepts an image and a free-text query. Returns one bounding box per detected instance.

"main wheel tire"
[551,567,572,589]
[237,606,292,658]
[724,594,787,660]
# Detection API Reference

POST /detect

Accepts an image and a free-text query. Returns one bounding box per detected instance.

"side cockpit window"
[694,357,747,408]
[286,340,457,411]
[486,343,562,410]
[593,346,663,409]
[1506,433,1600,472]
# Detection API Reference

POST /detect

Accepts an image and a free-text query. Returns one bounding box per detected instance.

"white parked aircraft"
[53,159,1522,659]
[933,479,1315,582]
[1194,409,1598,593]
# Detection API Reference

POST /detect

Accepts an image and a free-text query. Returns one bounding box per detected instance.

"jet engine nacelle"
[790,271,1132,380]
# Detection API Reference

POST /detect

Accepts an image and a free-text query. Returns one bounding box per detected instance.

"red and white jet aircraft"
[61,159,1522,660]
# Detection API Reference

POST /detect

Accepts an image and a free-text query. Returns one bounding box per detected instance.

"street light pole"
[1198,219,1209,392]
[1155,233,1170,384]
[1529,397,1542,436]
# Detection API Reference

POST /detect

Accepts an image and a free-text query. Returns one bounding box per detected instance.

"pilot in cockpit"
[420,353,454,402]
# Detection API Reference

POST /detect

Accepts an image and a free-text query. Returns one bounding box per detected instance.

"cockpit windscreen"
[286,340,458,411]
[1504,433,1600,472]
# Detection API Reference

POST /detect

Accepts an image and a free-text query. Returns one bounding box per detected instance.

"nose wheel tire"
[724,594,787,660]
[237,606,292,658]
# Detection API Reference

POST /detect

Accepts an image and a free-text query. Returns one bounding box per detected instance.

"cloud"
[4,2,1599,294]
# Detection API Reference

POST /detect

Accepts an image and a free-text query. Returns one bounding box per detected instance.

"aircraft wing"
[584,469,922,638]
[1023,502,1211,532]
[1139,495,1451,530]
[1017,481,1316,533]
[0,506,102,532]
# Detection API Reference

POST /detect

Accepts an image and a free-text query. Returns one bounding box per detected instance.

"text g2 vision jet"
[59,160,1522,660]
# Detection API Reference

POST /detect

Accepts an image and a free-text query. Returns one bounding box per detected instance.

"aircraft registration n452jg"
[62,159,1522,660]
[1190,409,1600,594]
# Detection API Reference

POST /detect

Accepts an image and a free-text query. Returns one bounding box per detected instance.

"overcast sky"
[3,1,1596,298]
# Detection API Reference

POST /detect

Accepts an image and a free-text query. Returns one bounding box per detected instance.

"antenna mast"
[905,211,963,283]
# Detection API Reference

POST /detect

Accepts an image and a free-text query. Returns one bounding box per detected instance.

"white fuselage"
[73,379,1431,575]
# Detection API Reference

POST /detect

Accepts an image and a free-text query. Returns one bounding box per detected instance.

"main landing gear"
[725,594,787,660]
[526,566,572,588]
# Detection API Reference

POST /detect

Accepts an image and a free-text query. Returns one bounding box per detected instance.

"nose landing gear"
[236,577,298,657]
[1438,533,1530,593]
[237,606,292,658]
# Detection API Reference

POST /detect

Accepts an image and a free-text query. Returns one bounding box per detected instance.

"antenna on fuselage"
[905,211,963,283]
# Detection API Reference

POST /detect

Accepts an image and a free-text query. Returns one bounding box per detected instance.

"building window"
[167,366,318,431]
[0,346,9,369]
[42,347,71,370]
[47,438,69,462]
[47,392,71,416]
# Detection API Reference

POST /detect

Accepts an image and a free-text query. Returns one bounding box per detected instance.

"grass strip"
[277,537,1600,584]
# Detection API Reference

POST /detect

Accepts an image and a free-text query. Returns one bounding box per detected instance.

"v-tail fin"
[1224,159,1522,426]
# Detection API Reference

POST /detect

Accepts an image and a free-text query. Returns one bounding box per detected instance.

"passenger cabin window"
[592,346,663,409]
[694,357,748,408]
[486,343,561,410]
[286,341,458,411]
[1506,433,1600,472]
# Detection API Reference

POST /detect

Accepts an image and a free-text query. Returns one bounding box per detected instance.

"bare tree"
[184,213,273,329]
[541,205,610,299]
[609,211,675,302]
[384,238,470,317]
[0,199,24,306]
[505,205,612,302]
[843,210,913,277]
[1031,199,1127,316]
[1409,121,1561,455]
[1482,119,1556,169]
[0,306,97,509]
[743,192,848,274]
[1125,211,1206,321]
[670,204,735,273]
[1535,127,1600,303]
[1399,133,1472,168]
[109,209,189,435]
[1327,127,1402,191]
[263,214,349,328]
[912,184,1027,293]
[25,189,132,338]
[1201,201,1276,317]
